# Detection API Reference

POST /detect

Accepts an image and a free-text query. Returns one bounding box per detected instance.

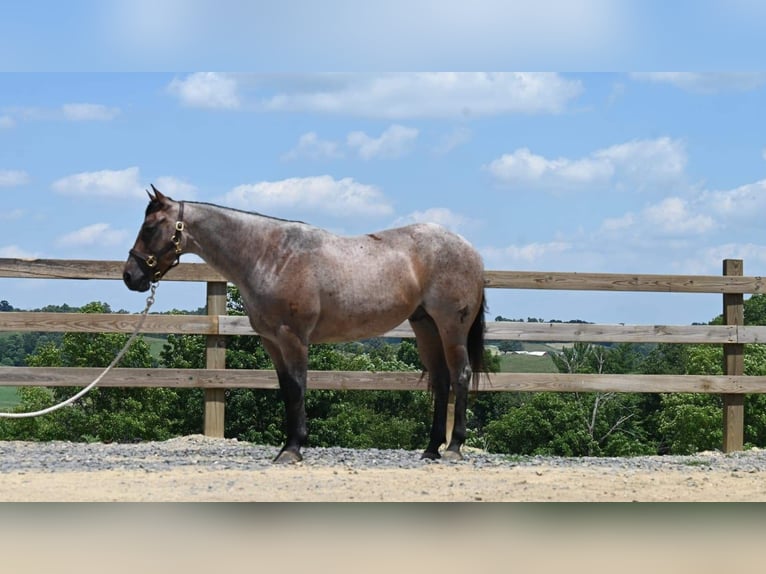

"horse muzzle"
[123,257,152,292]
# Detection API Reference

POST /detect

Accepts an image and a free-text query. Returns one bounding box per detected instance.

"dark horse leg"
[442,296,486,460]
[440,341,472,460]
[409,307,451,460]
[262,335,309,464]
[424,308,483,460]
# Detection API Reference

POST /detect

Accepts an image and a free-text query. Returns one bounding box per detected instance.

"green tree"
[656,393,722,454]
[0,302,191,442]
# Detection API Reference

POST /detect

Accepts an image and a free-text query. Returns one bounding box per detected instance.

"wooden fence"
[1,257,765,452]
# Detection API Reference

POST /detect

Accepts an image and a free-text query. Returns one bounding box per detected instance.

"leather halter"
[129,202,185,283]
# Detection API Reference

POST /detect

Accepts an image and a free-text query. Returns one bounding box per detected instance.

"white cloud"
[167,73,582,118]
[56,223,129,248]
[283,125,419,161]
[642,197,716,235]
[598,177,766,247]
[282,132,344,161]
[52,166,144,199]
[347,125,418,160]
[263,73,582,118]
[486,137,686,191]
[393,208,474,232]
[0,115,14,129]
[167,72,241,109]
[483,241,571,264]
[631,72,766,93]
[52,167,196,201]
[0,170,30,187]
[61,103,121,121]
[223,175,393,217]
[684,243,766,275]
[600,213,634,232]
[699,179,766,225]
[598,197,715,241]
[0,245,38,259]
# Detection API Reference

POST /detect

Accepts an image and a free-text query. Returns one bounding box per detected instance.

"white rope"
[0,284,158,419]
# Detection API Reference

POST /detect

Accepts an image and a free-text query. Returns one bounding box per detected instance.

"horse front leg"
[262,335,309,464]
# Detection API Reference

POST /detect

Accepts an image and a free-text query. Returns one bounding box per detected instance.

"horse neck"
[183,202,272,283]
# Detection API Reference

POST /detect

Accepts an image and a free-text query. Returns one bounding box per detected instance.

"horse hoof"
[441,450,463,462]
[421,450,441,461]
[273,449,303,464]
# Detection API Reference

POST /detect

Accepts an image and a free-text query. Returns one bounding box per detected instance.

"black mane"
[188,200,307,225]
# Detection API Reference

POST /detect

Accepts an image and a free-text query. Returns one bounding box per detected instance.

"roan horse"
[123,185,487,463]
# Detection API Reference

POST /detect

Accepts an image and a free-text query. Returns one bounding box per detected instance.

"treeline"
[3,291,766,456]
[495,315,591,324]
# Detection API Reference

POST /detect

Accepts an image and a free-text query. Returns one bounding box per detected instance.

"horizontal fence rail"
[2,368,765,394]
[1,257,764,451]
[5,311,766,344]
[3,257,765,292]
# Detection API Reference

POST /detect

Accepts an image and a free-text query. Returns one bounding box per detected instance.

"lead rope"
[0,284,158,419]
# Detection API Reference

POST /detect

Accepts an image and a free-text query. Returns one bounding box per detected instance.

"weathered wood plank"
[207,317,766,344]
[2,367,766,394]
[0,312,218,334]
[8,312,766,344]
[3,258,766,294]
[484,270,766,293]
[0,258,224,282]
[484,322,742,343]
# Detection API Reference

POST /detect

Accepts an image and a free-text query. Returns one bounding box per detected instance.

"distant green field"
[143,336,168,359]
[498,352,558,373]
[487,342,560,373]
[0,387,20,410]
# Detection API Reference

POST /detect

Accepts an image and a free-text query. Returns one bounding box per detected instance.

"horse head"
[123,184,186,292]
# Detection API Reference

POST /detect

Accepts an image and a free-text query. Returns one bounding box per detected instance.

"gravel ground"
[2,435,766,501]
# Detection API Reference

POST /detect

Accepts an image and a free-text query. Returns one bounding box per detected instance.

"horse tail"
[468,290,488,391]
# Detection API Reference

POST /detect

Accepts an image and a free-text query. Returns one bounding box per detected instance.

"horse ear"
[150,183,166,202]
[146,188,156,202]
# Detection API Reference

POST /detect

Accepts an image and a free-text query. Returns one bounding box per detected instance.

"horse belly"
[310,288,417,343]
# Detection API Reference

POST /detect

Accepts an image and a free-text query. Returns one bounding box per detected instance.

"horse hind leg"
[409,306,450,460]
[430,310,478,461]
[261,336,309,464]
[440,340,472,461]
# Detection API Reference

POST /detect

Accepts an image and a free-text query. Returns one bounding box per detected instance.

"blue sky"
[3,72,766,325]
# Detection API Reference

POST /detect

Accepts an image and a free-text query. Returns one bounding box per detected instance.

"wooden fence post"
[204,281,227,437]
[722,259,745,452]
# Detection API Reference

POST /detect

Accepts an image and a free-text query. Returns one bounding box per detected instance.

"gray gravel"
[2,434,766,474]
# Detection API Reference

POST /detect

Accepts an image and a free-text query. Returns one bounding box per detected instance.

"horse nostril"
[123,271,132,285]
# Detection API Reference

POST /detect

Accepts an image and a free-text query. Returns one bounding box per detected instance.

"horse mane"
[187,201,307,225]
[144,196,307,226]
